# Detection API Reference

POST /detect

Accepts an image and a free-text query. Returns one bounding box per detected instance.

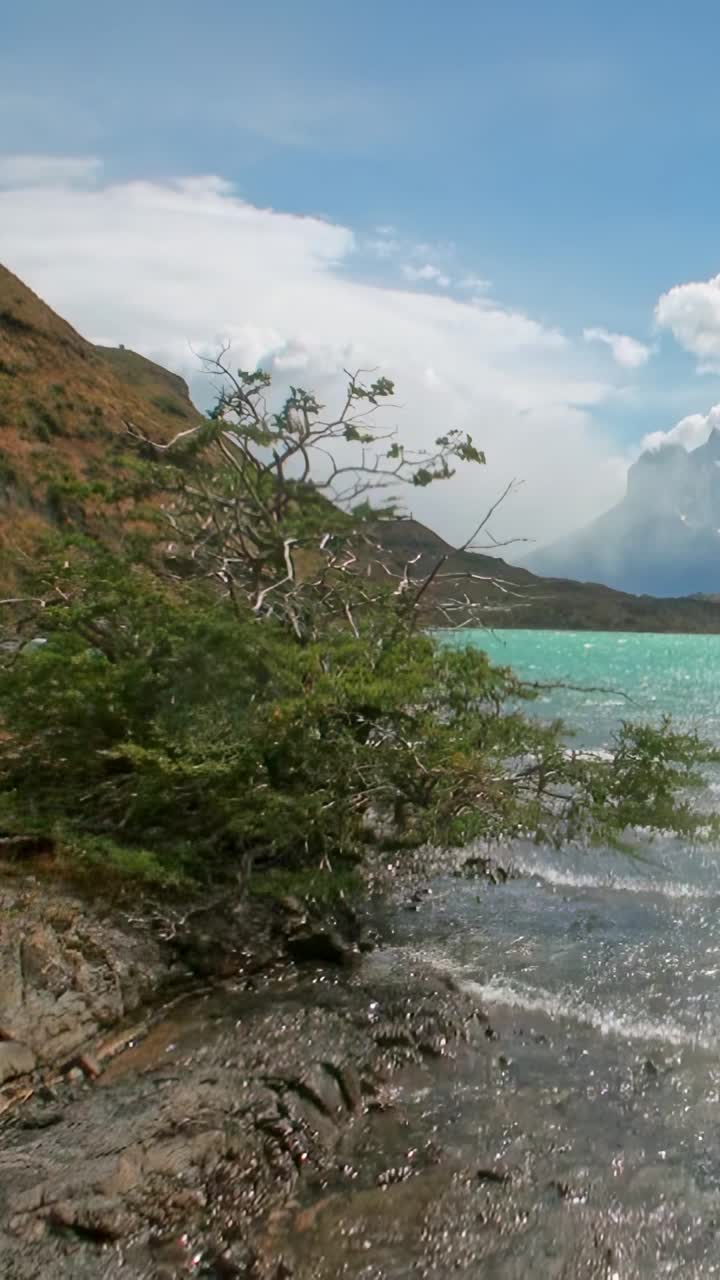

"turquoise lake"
[426,627,720,1039]
[378,629,720,1274]
[446,626,720,749]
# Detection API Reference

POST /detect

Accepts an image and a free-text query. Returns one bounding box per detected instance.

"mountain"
[2,261,720,633]
[526,432,720,596]
[368,517,720,632]
[0,263,201,574]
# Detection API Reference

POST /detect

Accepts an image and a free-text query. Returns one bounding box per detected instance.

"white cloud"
[402,262,452,288]
[0,153,101,190]
[655,274,720,370]
[642,403,720,453]
[583,326,652,369]
[0,159,625,548]
[423,366,443,390]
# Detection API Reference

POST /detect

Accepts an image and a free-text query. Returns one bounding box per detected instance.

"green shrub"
[1,364,717,886]
[26,399,64,439]
[0,546,716,885]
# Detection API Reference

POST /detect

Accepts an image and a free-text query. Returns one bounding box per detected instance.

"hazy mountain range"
[527,432,720,596]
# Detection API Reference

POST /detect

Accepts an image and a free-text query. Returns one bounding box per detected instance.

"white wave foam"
[460,977,713,1050]
[517,863,713,901]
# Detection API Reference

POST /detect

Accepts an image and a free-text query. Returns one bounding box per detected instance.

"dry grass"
[0,263,203,579]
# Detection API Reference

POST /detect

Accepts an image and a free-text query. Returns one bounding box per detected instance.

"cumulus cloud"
[642,403,720,453]
[0,160,627,547]
[655,274,720,371]
[0,153,101,189]
[401,262,452,288]
[583,326,652,369]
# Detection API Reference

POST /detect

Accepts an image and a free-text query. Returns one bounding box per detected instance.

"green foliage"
[25,398,64,440]
[248,866,362,904]
[44,475,98,523]
[0,544,716,885]
[561,717,720,840]
[54,831,189,887]
[0,364,717,887]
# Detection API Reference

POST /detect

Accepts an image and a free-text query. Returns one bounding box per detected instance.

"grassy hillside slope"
[0,264,200,571]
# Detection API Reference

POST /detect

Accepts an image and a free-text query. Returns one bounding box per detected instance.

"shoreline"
[0,854,705,1277]
[0,865,501,1277]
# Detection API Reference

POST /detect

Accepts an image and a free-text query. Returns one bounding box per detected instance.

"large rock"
[0,1042,35,1085]
[0,883,167,1067]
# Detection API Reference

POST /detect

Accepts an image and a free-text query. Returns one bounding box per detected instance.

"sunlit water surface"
[374,630,720,1275]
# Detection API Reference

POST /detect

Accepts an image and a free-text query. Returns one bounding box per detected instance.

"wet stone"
[293,1065,346,1119]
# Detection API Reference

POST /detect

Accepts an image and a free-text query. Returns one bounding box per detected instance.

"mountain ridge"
[527,429,720,596]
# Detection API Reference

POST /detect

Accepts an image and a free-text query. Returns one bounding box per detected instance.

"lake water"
[379,630,720,1275]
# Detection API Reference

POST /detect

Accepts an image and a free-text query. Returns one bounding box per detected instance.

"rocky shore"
[0,865,623,1279]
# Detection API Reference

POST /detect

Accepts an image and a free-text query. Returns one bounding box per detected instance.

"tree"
[0,367,717,888]
[126,360,494,638]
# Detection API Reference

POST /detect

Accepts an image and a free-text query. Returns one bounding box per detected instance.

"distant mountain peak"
[693,425,720,461]
[527,423,720,595]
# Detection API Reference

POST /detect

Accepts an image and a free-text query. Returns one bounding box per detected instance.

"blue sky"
[3,0,720,544]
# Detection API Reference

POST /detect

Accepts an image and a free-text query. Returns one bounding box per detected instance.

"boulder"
[0,883,166,1067]
[0,1041,36,1084]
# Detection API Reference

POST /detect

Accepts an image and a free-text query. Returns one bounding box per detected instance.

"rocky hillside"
[0,264,201,573]
[527,431,720,596]
[2,261,720,632]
